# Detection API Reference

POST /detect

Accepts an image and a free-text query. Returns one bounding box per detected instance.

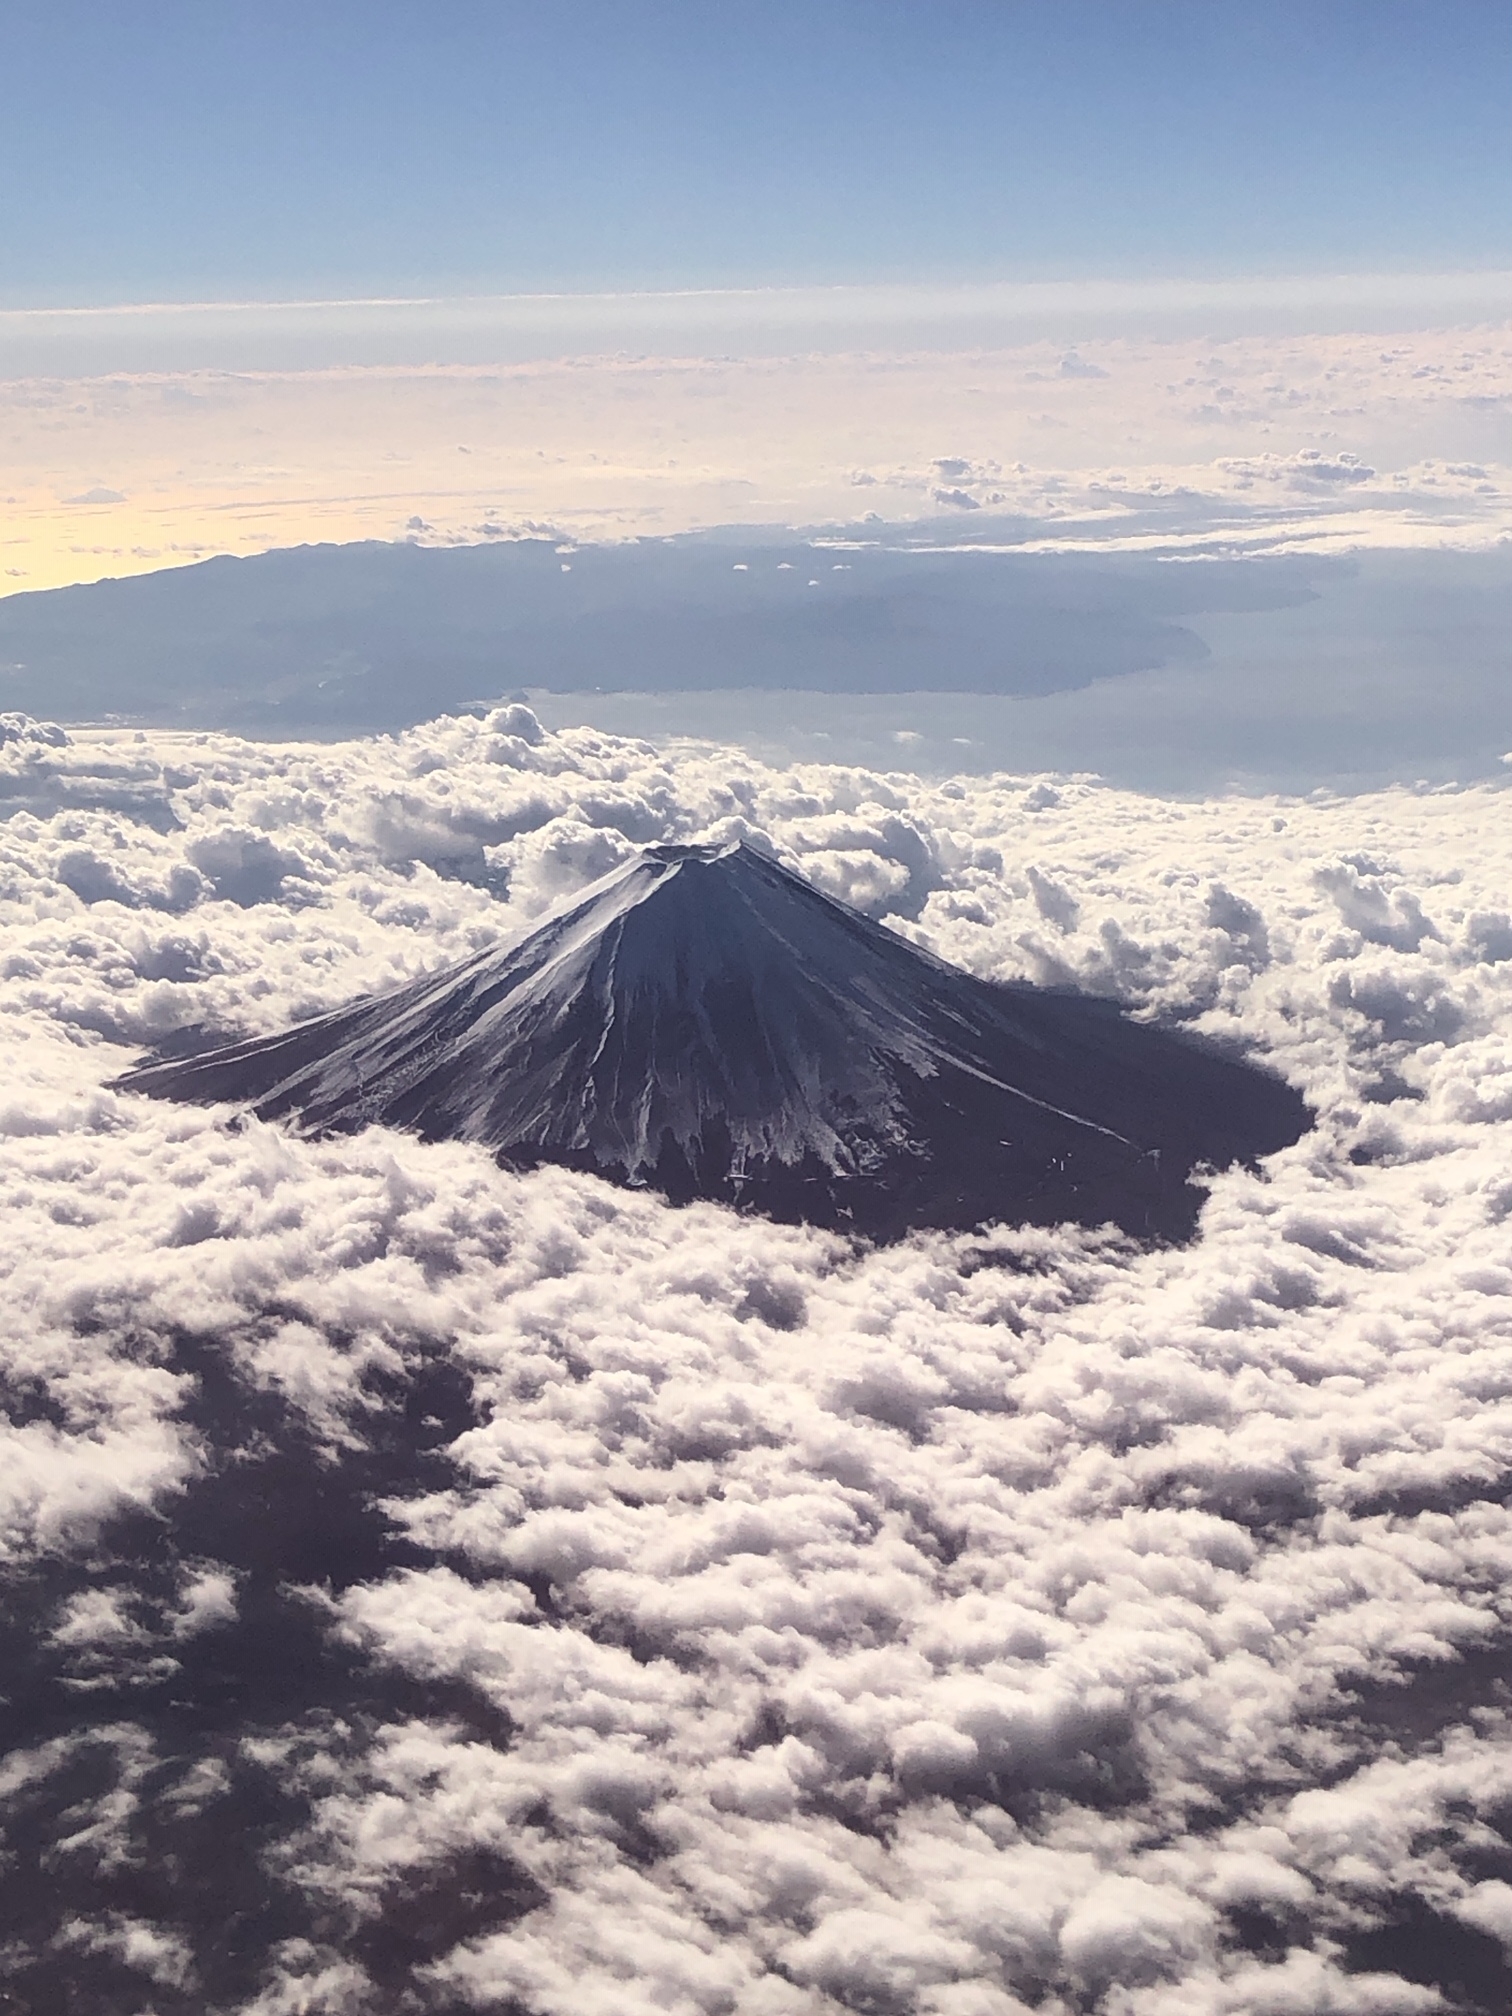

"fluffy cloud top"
[5,710,1512,2012]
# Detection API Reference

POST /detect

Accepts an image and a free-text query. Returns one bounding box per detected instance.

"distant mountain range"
[0,531,1319,730]
[121,841,1312,1239]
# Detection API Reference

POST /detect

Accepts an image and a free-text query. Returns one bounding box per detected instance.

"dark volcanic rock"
[118,841,1311,1239]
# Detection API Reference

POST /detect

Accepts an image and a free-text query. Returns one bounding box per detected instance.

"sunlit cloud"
[6,707,1512,2006]
[1,286,1509,595]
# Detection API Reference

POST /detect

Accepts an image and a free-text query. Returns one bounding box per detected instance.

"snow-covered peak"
[120,841,1311,1239]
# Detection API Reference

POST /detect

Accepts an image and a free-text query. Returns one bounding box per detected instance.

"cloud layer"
[6,710,1512,2011]
[3,312,1510,594]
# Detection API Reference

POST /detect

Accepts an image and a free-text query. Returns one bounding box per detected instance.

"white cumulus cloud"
[3,711,1512,2010]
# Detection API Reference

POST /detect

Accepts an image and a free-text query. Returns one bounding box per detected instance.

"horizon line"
[6,267,1512,323]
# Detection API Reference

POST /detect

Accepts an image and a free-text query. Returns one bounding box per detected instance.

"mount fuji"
[119,841,1311,1239]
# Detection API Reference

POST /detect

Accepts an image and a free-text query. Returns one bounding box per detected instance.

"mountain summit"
[120,841,1310,1239]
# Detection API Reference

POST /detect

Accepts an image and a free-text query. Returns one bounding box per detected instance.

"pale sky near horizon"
[4,298,1510,596]
[3,5,1510,595]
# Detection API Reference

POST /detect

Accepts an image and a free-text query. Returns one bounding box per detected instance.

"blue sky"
[2,0,1509,307]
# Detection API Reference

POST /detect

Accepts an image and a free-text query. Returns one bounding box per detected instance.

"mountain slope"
[118,841,1311,1238]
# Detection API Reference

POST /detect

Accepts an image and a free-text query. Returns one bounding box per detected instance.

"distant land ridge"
[118,841,1312,1239]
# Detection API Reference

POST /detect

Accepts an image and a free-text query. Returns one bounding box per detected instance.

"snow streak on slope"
[5,709,1512,2013]
[120,838,1309,1240]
